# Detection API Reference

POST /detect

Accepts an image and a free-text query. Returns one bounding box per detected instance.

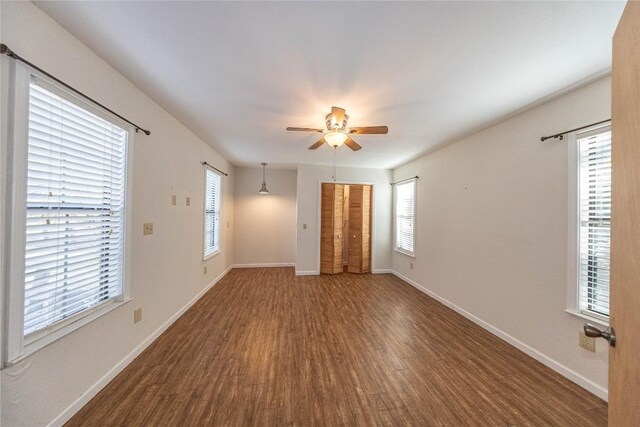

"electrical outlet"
[227,221,230,228]
[579,330,596,352]
[172,195,177,206]
[186,196,191,207]
[134,307,142,324]
[410,262,414,270]
[143,223,153,235]
[303,224,307,230]
[204,265,208,274]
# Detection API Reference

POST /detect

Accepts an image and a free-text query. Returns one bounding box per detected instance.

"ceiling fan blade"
[349,126,388,135]
[331,106,346,124]
[308,138,326,150]
[286,127,325,133]
[344,137,362,151]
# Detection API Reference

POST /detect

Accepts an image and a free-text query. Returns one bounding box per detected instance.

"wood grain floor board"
[65,268,607,426]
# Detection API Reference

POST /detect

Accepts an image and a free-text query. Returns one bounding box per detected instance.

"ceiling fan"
[286,106,388,151]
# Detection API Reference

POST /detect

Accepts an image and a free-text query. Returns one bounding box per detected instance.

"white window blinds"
[204,168,221,257]
[395,179,416,255]
[24,78,127,337]
[578,129,611,318]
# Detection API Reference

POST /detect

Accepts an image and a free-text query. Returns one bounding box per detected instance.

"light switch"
[143,223,153,235]
[303,224,307,230]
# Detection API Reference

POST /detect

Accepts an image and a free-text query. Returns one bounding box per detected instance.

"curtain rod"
[540,119,610,142]
[390,176,418,186]
[202,161,228,176]
[0,43,151,136]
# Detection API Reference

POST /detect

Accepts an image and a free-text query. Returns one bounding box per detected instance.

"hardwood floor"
[67,268,607,426]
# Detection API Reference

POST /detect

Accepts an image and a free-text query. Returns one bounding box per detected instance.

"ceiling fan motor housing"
[326,113,348,131]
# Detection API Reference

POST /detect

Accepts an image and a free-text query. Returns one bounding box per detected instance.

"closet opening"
[320,182,372,274]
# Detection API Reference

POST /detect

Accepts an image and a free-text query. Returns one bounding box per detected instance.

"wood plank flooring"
[66,268,607,426]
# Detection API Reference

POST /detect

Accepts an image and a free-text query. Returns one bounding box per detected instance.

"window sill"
[7,298,132,367]
[564,309,609,328]
[203,249,221,261]
[394,248,415,258]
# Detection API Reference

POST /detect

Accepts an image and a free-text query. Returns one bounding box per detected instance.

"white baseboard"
[390,270,608,401]
[233,263,295,268]
[295,270,319,276]
[48,264,234,427]
[372,269,393,274]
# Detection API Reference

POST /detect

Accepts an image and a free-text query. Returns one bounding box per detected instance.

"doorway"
[320,183,372,274]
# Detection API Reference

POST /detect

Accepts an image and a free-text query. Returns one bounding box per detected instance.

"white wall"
[234,167,297,266]
[295,164,392,274]
[1,3,234,426]
[392,77,611,398]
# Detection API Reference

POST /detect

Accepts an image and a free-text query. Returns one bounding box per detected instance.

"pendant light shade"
[259,162,269,194]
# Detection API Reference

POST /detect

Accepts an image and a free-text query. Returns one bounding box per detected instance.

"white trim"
[394,248,416,258]
[46,264,233,427]
[372,269,393,274]
[390,270,608,401]
[203,249,221,261]
[5,63,30,363]
[4,65,135,364]
[203,166,222,260]
[123,125,135,303]
[564,309,609,328]
[568,125,612,323]
[295,270,319,276]
[11,299,132,365]
[233,263,295,268]
[393,177,416,257]
[566,132,579,315]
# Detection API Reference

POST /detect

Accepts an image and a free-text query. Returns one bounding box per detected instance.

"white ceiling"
[35,1,625,170]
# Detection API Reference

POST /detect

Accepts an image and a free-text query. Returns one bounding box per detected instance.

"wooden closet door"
[348,185,372,273]
[609,3,640,424]
[361,185,371,272]
[320,183,344,274]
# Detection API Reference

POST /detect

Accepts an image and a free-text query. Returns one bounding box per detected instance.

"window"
[204,167,222,258]
[395,178,416,256]
[577,128,611,319]
[6,69,130,361]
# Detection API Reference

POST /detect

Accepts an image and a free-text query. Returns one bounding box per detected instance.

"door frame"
[316,180,376,274]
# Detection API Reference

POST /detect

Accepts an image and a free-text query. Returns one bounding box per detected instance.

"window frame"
[566,124,611,327]
[4,64,134,364]
[394,178,417,257]
[202,166,222,260]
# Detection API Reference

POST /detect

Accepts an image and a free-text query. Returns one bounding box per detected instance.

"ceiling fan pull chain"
[333,147,337,182]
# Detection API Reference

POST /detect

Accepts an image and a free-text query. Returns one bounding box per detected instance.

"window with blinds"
[204,168,221,258]
[578,128,611,318]
[395,179,416,255]
[23,78,128,337]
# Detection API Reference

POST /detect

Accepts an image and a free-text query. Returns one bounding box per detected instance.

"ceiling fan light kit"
[286,106,388,152]
[325,131,348,148]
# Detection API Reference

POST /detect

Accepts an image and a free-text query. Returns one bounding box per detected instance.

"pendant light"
[259,162,269,194]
